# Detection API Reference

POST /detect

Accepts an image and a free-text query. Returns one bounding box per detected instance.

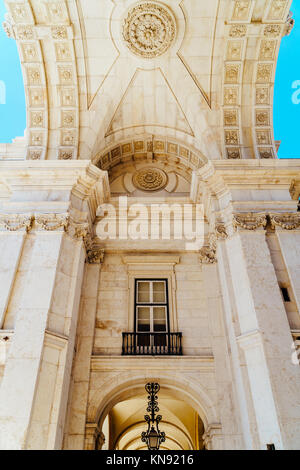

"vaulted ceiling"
[3,0,293,163]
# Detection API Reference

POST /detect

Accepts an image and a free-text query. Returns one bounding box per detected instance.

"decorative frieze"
[269,213,300,230]
[0,214,33,232]
[233,213,267,231]
[35,214,69,231]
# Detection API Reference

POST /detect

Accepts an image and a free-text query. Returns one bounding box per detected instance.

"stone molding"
[202,423,223,450]
[90,355,214,372]
[122,254,180,266]
[84,423,105,451]
[236,329,262,351]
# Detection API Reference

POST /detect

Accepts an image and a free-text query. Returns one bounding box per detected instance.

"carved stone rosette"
[269,213,300,230]
[132,167,168,191]
[122,2,176,58]
[233,213,267,231]
[0,214,33,232]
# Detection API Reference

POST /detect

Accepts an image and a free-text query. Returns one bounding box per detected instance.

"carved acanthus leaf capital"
[199,234,217,264]
[233,213,267,231]
[215,223,228,240]
[87,248,105,265]
[269,213,300,230]
[0,214,33,232]
[67,219,90,240]
[35,214,69,231]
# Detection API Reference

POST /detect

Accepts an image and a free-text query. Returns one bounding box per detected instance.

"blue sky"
[0,0,299,158]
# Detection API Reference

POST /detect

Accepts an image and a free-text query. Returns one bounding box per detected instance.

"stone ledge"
[90,355,214,372]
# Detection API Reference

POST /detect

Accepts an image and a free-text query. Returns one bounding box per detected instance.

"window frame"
[134,278,170,334]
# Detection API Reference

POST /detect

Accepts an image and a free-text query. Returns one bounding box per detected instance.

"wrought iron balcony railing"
[122,332,183,356]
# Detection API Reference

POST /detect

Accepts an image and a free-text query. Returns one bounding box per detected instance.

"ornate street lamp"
[141,382,166,450]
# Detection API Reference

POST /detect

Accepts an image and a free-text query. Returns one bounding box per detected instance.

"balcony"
[122,332,183,356]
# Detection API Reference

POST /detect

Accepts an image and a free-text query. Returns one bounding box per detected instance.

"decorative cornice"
[233,213,267,231]
[269,213,300,230]
[0,214,33,232]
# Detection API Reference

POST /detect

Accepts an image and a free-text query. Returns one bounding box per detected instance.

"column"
[226,213,300,450]
[0,216,85,449]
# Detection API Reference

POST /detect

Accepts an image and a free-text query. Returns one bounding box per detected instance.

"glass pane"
[137,282,150,303]
[153,282,166,303]
[137,307,150,319]
[153,307,166,332]
[153,307,166,319]
[137,307,150,332]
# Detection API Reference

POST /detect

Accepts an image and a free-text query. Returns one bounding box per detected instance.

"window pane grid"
[135,280,168,335]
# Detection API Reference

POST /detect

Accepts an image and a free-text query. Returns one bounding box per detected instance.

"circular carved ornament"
[122,2,176,58]
[132,168,168,191]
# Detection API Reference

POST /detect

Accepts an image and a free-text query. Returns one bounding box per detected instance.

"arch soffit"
[93,135,209,177]
[88,373,219,431]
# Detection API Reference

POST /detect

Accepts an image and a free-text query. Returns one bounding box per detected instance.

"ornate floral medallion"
[122,2,176,58]
[132,168,168,191]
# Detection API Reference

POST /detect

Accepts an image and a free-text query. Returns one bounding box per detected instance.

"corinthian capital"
[199,234,217,264]
[269,213,300,230]
[233,213,267,231]
[87,248,105,265]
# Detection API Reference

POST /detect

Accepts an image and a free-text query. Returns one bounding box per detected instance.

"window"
[135,279,169,347]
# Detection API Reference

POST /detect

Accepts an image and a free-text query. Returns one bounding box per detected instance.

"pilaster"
[223,212,300,449]
[0,161,109,449]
